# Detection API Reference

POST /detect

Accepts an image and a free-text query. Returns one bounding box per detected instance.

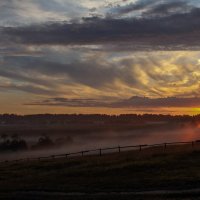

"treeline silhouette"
[0,114,199,125]
[0,134,73,153]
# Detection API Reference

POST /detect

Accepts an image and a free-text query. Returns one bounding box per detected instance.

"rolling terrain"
[1,143,200,199]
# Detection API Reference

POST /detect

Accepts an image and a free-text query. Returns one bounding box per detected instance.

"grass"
[1,144,200,199]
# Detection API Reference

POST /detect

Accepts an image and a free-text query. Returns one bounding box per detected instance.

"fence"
[1,140,200,164]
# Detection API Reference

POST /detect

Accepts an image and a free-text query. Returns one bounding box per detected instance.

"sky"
[1,0,200,115]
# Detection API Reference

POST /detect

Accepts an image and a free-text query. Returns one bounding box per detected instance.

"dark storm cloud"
[26,96,200,108]
[2,5,200,50]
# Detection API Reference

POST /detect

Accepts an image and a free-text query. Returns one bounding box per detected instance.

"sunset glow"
[0,0,200,115]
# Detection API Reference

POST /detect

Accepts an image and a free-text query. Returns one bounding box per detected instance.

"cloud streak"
[1,51,200,99]
[26,96,200,108]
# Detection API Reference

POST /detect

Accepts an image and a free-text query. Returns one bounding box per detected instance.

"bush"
[0,134,28,152]
[32,135,55,150]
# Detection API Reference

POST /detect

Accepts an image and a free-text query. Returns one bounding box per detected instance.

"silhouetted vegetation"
[0,134,27,152]
[0,113,199,126]
[0,133,74,153]
[55,136,73,147]
[32,135,54,150]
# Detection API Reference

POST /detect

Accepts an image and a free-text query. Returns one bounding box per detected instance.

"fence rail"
[1,140,200,164]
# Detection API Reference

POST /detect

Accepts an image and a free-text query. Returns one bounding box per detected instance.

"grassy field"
[1,144,200,199]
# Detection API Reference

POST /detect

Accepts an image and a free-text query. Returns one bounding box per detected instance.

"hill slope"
[1,144,200,199]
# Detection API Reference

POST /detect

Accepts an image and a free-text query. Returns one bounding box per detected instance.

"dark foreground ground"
[1,144,200,199]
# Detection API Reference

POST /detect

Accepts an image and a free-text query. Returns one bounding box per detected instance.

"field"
[1,143,200,199]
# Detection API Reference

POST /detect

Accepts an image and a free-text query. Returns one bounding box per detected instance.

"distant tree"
[32,135,54,150]
[0,134,10,151]
[0,134,28,152]
[38,135,54,146]
[10,137,28,151]
[11,134,20,141]
[0,134,8,142]
[55,136,74,147]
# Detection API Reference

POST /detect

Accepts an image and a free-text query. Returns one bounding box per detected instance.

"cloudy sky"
[1,0,200,115]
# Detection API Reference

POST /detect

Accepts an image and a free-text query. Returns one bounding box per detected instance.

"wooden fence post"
[139,145,142,151]
[118,146,121,153]
[99,148,102,156]
[192,141,194,148]
[81,151,84,156]
[164,143,167,150]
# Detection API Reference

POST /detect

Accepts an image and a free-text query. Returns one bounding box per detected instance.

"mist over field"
[1,114,200,161]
